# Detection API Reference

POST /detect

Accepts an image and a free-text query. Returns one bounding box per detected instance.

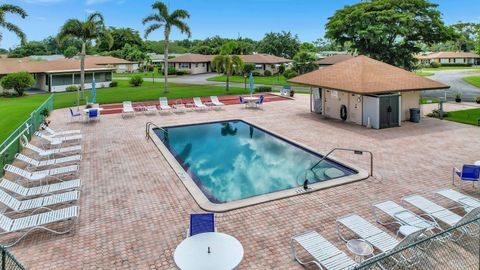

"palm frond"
[0,4,27,18]
[87,12,104,25]
[142,14,164,25]
[97,29,113,49]
[57,19,84,43]
[152,1,169,18]
[144,23,163,39]
[2,21,26,44]
[170,9,190,20]
[171,20,191,38]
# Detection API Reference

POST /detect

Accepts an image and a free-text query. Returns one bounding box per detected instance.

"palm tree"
[143,1,191,94]
[212,43,244,92]
[0,4,27,46]
[57,12,112,105]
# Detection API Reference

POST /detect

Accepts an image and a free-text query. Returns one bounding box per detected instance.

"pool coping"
[149,119,369,212]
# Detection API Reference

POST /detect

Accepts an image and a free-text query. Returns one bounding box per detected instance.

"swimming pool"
[152,120,367,211]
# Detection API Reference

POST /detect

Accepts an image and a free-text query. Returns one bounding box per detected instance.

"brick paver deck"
[4,94,479,269]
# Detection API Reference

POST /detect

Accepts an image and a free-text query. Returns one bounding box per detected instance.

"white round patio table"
[243,96,259,102]
[174,232,244,270]
[474,160,480,166]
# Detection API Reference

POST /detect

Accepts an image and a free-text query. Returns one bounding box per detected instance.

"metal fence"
[0,246,26,270]
[356,216,480,270]
[0,95,54,176]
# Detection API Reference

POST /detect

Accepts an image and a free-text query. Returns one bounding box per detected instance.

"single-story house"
[0,58,115,92]
[416,52,480,66]
[289,56,450,129]
[147,53,185,65]
[85,56,139,73]
[315,54,355,68]
[168,53,292,75]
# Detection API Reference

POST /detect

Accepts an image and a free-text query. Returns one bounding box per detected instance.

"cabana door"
[379,95,400,129]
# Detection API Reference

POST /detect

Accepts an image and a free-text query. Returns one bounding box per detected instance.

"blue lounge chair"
[453,165,480,189]
[255,95,265,109]
[188,213,215,237]
[88,109,99,122]
[239,96,246,108]
[69,108,81,122]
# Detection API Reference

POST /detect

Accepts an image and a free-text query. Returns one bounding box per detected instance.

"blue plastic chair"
[69,108,81,122]
[189,213,215,237]
[88,109,99,121]
[255,95,265,108]
[239,96,246,108]
[453,165,480,189]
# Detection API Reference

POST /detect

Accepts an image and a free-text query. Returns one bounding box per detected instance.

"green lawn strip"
[415,72,434,76]
[0,95,49,142]
[463,76,480,88]
[52,80,249,109]
[423,67,480,71]
[444,108,480,126]
[112,71,175,79]
[420,98,442,104]
[207,75,305,87]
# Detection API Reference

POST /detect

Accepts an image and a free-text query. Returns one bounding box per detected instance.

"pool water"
[154,120,356,203]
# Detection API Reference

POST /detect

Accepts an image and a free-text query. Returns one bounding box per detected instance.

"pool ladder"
[301,148,374,189]
[146,122,168,141]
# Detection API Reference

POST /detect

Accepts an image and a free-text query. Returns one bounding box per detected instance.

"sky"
[1,0,480,49]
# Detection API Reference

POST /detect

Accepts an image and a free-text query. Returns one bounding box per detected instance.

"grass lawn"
[445,108,480,126]
[415,72,434,76]
[463,76,480,88]
[207,75,305,87]
[420,98,442,104]
[0,95,50,142]
[423,67,480,71]
[113,71,173,79]
[0,80,248,141]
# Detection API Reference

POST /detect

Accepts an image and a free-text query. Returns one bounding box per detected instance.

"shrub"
[283,69,298,79]
[440,63,473,67]
[255,86,272,93]
[65,85,78,92]
[0,91,19,98]
[109,82,118,87]
[427,109,448,118]
[264,70,272,76]
[429,61,441,68]
[168,67,177,75]
[243,63,256,75]
[252,71,261,77]
[0,71,35,96]
[129,75,144,87]
[175,70,191,76]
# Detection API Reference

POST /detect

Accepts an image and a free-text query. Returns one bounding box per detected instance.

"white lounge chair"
[193,97,209,110]
[122,101,136,118]
[336,214,425,253]
[0,206,79,247]
[0,178,81,199]
[436,188,480,213]
[210,96,225,109]
[15,153,81,170]
[372,200,439,236]
[291,230,358,270]
[159,97,173,113]
[24,143,82,158]
[401,194,480,230]
[3,164,78,182]
[40,124,81,137]
[34,131,82,146]
[0,189,79,213]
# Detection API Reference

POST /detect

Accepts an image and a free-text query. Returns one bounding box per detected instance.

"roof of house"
[315,54,355,65]
[169,54,215,63]
[416,51,480,59]
[240,54,292,64]
[288,55,450,94]
[85,56,137,65]
[169,53,292,64]
[0,58,114,75]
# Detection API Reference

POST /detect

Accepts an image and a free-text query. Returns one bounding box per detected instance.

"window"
[195,64,199,68]
[202,63,206,67]
[179,63,190,69]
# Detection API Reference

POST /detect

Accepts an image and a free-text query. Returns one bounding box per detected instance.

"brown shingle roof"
[315,54,355,65]
[416,51,480,59]
[0,58,114,75]
[85,56,136,65]
[288,55,450,94]
[240,54,292,64]
[169,54,215,63]
[169,53,292,64]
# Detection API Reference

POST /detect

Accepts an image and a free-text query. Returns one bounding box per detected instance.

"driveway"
[421,69,480,101]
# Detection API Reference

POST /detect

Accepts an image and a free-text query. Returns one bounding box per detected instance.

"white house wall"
[322,89,362,125]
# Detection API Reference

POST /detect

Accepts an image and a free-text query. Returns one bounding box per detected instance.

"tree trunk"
[164,32,169,94]
[226,73,230,92]
[80,42,86,100]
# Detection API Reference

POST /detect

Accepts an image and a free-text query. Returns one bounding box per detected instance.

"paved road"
[421,69,480,101]
[117,73,313,92]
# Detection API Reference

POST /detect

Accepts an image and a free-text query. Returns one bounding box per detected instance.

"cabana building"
[289,56,450,129]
